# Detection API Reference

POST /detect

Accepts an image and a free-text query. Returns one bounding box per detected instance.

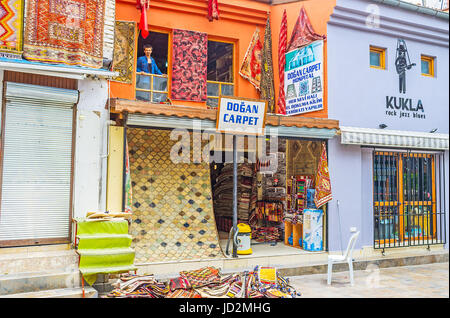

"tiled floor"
[288,262,449,298]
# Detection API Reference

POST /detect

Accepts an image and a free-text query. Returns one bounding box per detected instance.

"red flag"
[287,7,326,52]
[137,0,149,39]
[277,9,287,115]
[207,0,220,21]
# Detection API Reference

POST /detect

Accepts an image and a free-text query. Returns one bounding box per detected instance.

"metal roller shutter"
[0,83,78,244]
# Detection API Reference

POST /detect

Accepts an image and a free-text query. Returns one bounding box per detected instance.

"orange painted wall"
[111,0,270,108]
[111,0,337,118]
[270,0,336,118]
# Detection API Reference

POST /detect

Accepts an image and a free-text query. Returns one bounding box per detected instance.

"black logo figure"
[395,39,416,94]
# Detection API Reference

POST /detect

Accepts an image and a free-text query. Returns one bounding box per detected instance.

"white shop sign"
[217,97,268,135]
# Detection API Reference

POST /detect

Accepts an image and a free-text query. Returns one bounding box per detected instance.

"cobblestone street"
[289,262,449,298]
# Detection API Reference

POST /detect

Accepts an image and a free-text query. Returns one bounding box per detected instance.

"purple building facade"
[326,0,449,253]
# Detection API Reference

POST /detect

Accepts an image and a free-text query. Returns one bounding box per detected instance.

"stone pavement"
[288,262,449,298]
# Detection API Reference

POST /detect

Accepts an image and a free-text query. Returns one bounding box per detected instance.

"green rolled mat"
[76,234,132,250]
[76,219,129,235]
[75,219,136,285]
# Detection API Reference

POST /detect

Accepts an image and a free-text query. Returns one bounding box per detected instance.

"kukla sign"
[284,40,324,116]
[384,39,426,120]
[385,96,426,119]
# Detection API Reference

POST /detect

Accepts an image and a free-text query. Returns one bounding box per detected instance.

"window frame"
[369,46,386,70]
[135,28,172,103]
[421,55,435,77]
[206,38,236,108]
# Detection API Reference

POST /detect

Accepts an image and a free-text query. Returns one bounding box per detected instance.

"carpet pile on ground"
[104,266,300,298]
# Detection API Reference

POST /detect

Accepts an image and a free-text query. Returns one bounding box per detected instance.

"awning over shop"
[110,98,339,139]
[0,58,118,80]
[340,126,449,151]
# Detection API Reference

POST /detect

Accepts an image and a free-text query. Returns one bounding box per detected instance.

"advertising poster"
[284,40,324,116]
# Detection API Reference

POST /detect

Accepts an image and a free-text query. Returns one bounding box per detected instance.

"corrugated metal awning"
[111,98,339,139]
[340,126,449,150]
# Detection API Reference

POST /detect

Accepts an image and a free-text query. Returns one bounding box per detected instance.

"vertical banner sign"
[217,97,268,135]
[284,40,324,116]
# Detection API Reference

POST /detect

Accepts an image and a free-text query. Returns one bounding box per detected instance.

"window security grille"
[373,150,446,250]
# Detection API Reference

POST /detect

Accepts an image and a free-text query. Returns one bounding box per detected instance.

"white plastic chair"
[327,230,360,286]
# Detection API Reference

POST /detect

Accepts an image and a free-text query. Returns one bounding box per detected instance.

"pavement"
[288,262,449,298]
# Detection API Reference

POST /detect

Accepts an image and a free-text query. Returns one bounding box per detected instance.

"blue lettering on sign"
[222,100,262,126]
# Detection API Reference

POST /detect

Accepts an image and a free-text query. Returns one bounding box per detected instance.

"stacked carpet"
[252,226,283,242]
[105,266,300,298]
[213,163,255,223]
[75,219,137,285]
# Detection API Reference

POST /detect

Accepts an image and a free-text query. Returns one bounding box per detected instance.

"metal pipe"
[121,112,128,212]
[232,134,238,258]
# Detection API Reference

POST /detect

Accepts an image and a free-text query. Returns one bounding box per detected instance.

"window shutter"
[0,83,77,243]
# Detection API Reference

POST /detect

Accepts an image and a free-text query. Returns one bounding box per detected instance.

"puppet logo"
[395,39,416,94]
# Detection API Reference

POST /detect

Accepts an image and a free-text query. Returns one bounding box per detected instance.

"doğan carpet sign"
[23,0,105,68]
[284,40,324,116]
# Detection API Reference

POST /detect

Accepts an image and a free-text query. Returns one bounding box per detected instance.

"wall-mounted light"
[430,128,437,133]
[379,124,388,129]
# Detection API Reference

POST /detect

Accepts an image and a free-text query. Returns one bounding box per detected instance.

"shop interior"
[209,136,328,257]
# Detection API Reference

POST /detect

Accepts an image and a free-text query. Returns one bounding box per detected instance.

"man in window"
[136,44,165,101]
[137,44,163,75]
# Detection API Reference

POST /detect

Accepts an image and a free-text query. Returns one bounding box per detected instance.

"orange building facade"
[107,0,340,266]
[110,0,337,120]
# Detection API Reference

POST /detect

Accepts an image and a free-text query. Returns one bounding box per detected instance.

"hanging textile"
[277,9,287,115]
[23,0,106,68]
[137,0,150,39]
[124,139,133,214]
[239,28,263,91]
[260,16,275,113]
[207,0,219,21]
[0,0,24,59]
[314,142,332,208]
[171,29,208,102]
[287,6,326,52]
[111,21,136,84]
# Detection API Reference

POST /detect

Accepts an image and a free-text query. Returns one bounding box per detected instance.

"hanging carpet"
[260,16,275,113]
[287,6,326,52]
[23,0,105,68]
[127,128,223,263]
[239,28,263,91]
[0,0,24,59]
[111,21,136,84]
[277,9,287,115]
[171,29,208,102]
